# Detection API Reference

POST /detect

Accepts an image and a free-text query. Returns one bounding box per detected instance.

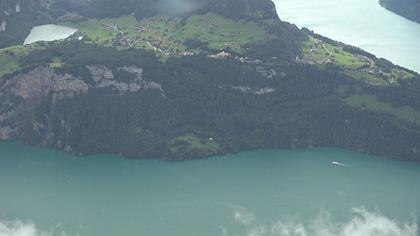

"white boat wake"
[330,161,346,167]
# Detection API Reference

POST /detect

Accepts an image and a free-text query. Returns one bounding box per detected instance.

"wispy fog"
[0,220,48,236]
[0,207,417,236]
[229,205,418,236]
[156,0,205,15]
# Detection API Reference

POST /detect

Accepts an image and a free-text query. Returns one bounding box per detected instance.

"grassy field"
[344,71,387,85]
[178,13,271,51]
[134,16,187,53]
[301,36,367,69]
[344,94,420,125]
[62,13,270,54]
[170,134,222,154]
[62,15,188,52]
[61,20,117,47]
[301,36,417,86]
[0,46,30,78]
[391,68,414,80]
[49,57,64,68]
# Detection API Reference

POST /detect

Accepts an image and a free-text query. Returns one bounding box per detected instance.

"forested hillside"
[1,0,420,161]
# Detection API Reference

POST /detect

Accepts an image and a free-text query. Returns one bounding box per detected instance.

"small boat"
[330,161,346,167]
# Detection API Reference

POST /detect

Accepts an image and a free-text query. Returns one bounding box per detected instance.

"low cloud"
[0,220,48,236]
[156,0,206,15]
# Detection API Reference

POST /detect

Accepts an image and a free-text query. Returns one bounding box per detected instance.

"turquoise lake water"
[273,0,420,72]
[0,141,419,236]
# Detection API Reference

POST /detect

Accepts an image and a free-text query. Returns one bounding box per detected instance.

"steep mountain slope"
[380,0,420,23]
[1,0,420,161]
[0,0,51,48]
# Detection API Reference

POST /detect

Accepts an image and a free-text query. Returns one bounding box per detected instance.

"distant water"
[273,0,420,72]
[0,141,419,236]
[24,24,78,45]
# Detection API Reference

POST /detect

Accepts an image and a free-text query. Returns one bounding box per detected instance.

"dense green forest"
[1,38,420,160]
[1,0,420,161]
[380,0,420,23]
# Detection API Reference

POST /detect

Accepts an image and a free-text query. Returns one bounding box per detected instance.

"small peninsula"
[380,0,420,23]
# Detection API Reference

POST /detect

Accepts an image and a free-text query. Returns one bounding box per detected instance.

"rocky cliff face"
[0,64,164,152]
[86,65,163,93]
[0,0,50,48]
[0,67,87,141]
[0,0,21,32]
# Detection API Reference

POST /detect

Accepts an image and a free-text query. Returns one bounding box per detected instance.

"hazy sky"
[156,0,203,15]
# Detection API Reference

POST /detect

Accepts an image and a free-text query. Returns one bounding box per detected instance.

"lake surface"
[23,24,78,45]
[273,0,420,72]
[0,141,419,236]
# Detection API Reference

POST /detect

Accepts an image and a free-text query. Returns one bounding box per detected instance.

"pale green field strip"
[345,94,420,125]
